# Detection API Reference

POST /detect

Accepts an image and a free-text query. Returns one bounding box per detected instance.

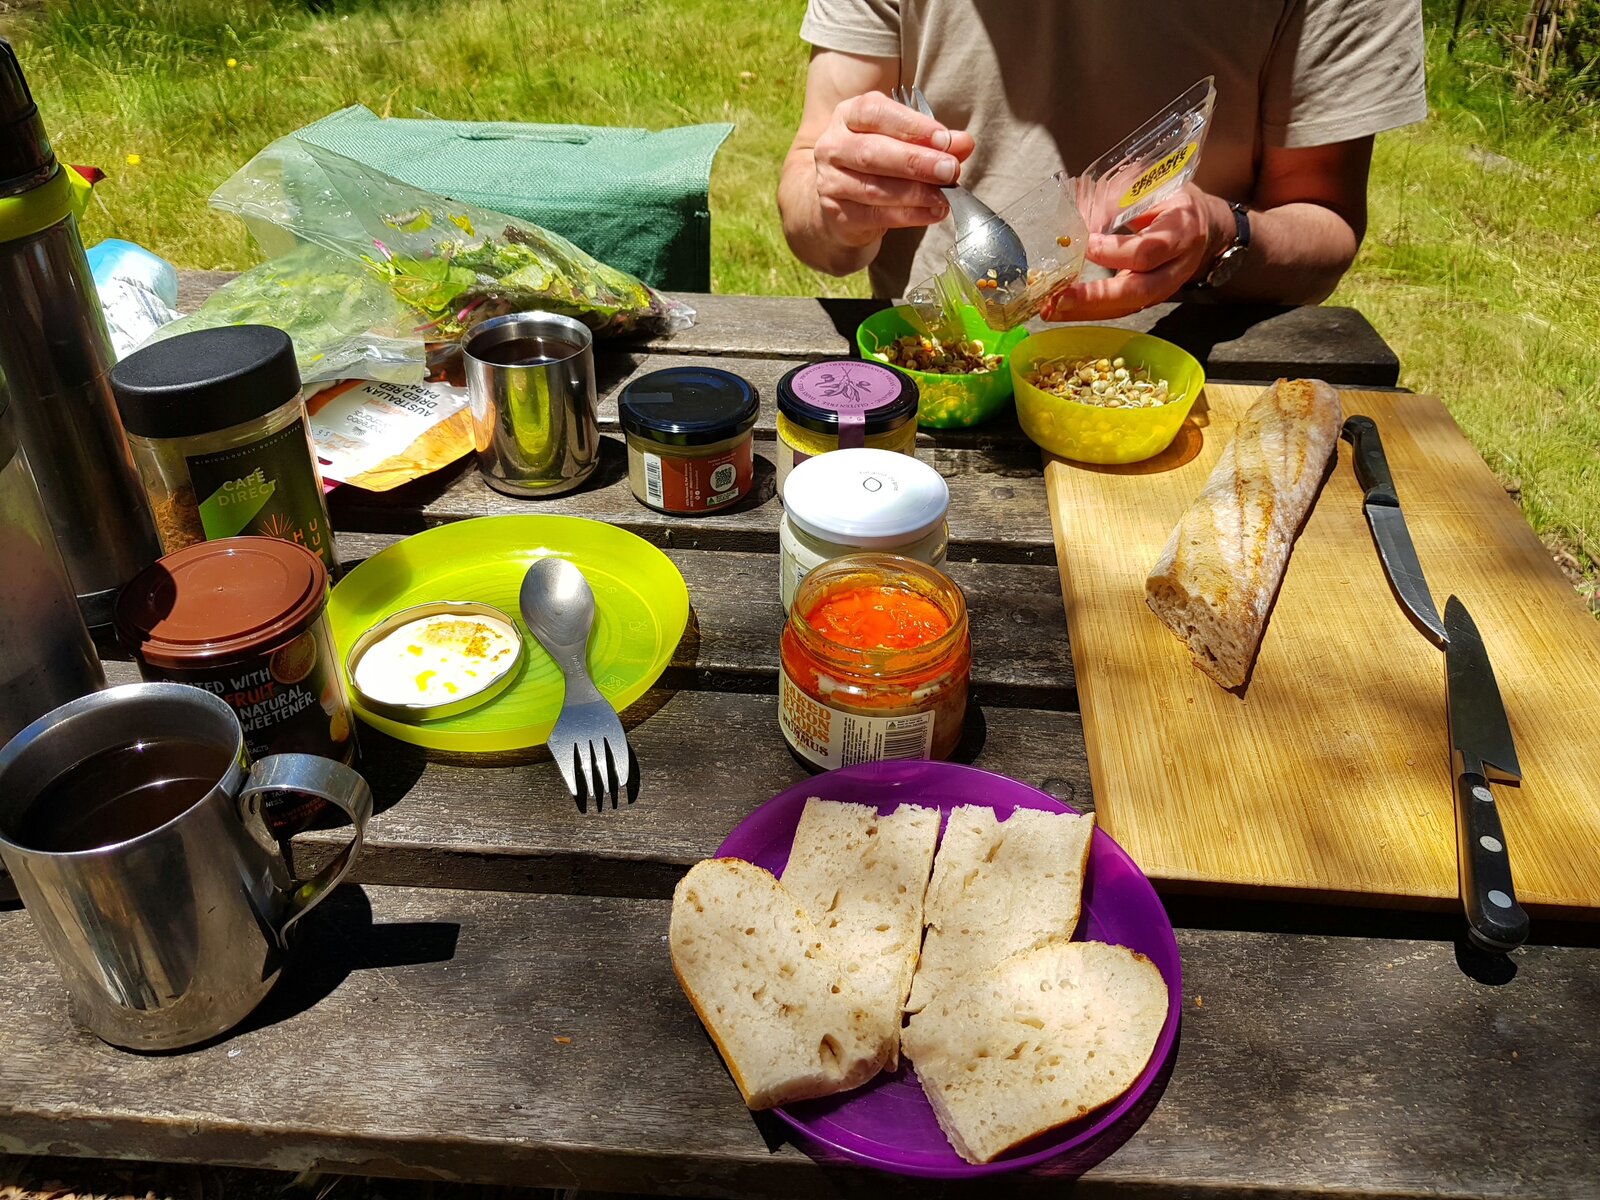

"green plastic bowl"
[1010,328,1205,464]
[856,305,1029,429]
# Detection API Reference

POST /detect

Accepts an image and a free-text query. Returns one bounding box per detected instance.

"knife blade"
[1444,595,1529,953]
[1341,416,1449,648]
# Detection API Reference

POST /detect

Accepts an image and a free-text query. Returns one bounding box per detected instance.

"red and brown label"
[642,441,752,513]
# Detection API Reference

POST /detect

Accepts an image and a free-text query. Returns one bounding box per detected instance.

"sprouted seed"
[874,334,1002,375]
[1026,355,1172,409]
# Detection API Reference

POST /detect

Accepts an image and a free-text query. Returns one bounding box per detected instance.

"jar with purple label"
[775,359,919,495]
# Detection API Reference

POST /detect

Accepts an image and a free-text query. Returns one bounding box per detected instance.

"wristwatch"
[1196,202,1251,290]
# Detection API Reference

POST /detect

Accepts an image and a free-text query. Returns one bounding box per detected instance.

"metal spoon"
[892,84,1029,285]
[519,558,633,812]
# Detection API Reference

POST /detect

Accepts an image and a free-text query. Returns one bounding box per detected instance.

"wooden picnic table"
[1,280,1595,1200]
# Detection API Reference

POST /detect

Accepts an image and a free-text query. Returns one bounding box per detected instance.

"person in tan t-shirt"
[778,1,1427,319]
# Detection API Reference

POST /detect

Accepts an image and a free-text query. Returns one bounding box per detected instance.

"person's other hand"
[1040,185,1228,322]
[809,91,975,250]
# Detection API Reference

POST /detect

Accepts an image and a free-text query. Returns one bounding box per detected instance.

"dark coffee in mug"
[470,335,581,368]
[11,736,233,853]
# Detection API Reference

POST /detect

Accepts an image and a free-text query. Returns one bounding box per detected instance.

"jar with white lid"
[779,447,950,611]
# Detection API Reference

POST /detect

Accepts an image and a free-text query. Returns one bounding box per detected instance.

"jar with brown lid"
[114,536,356,835]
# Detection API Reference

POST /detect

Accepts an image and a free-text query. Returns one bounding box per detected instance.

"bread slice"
[902,940,1169,1164]
[669,858,892,1109]
[1146,377,1342,689]
[905,805,1094,1013]
[779,799,941,1067]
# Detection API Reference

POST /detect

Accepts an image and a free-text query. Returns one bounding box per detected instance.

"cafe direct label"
[779,661,934,770]
[186,417,334,571]
[643,441,752,513]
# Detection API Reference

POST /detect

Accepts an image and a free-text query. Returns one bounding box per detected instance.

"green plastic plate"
[328,516,689,752]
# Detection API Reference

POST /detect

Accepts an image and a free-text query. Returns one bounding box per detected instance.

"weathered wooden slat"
[325,534,1074,704]
[0,886,1591,1199]
[291,692,1087,896]
[173,274,1399,385]
[328,439,1058,563]
[637,292,1401,386]
[93,660,1084,897]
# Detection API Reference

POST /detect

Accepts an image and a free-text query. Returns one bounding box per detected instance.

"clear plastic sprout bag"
[1074,76,1216,237]
[907,76,1217,338]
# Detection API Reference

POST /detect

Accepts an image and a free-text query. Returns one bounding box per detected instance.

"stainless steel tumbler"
[0,40,162,626]
[0,683,372,1051]
[463,311,599,497]
[0,398,104,749]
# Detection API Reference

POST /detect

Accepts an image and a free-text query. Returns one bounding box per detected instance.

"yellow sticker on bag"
[1118,141,1198,209]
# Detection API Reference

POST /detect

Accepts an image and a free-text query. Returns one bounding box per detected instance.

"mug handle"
[240,753,374,947]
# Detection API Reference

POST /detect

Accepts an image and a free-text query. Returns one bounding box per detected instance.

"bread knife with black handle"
[1444,595,1530,953]
[1341,416,1448,648]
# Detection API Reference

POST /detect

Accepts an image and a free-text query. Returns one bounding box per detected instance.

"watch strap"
[1197,202,1250,290]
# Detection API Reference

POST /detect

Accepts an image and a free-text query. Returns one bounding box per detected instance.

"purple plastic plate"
[715,760,1182,1179]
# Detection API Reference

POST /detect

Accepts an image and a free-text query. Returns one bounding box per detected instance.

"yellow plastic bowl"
[1010,328,1205,464]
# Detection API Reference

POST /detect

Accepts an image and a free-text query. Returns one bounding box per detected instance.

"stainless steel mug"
[0,399,106,904]
[463,311,599,497]
[0,682,372,1050]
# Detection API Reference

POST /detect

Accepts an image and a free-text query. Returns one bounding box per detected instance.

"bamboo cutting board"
[1047,384,1600,915]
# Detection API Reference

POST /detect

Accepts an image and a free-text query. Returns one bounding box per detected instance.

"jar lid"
[115,536,327,668]
[111,325,302,440]
[777,360,918,437]
[783,448,949,547]
[618,367,759,447]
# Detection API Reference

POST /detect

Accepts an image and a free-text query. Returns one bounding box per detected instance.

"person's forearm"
[778,147,881,277]
[1197,192,1362,304]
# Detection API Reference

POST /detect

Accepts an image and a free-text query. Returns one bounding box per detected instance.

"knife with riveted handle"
[1444,595,1529,953]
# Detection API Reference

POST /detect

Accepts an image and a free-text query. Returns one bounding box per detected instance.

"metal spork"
[519,557,634,812]
[891,83,1029,285]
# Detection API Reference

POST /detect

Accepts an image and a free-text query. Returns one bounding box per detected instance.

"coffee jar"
[111,325,337,573]
[114,536,355,835]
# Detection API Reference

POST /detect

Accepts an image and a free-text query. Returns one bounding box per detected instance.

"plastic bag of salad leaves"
[209,134,694,343]
[143,243,427,385]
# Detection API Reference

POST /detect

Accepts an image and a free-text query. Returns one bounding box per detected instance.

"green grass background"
[2,0,1596,590]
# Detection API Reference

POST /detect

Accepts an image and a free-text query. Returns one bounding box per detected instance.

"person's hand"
[809,91,975,250]
[1040,185,1229,322]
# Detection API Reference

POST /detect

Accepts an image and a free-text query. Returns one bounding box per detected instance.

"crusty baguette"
[669,858,892,1109]
[779,799,941,1068]
[905,805,1094,1013]
[1145,377,1342,689]
[902,940,1168,1164]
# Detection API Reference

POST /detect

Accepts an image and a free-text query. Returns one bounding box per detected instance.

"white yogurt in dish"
[352,611,522,710]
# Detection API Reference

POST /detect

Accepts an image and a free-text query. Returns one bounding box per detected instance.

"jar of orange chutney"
[779,553,970,770]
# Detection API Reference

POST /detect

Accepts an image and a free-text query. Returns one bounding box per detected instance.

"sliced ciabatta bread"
[1145,377,1342,689]
[902,939,1169,1164]
[906,805,1094,1013]
[669,858,892,1109]
[779,799,941,1066]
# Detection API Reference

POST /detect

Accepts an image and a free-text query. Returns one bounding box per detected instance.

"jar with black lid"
[620,366,760,514]
[111,325,337,573]
[774,359,919,495]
